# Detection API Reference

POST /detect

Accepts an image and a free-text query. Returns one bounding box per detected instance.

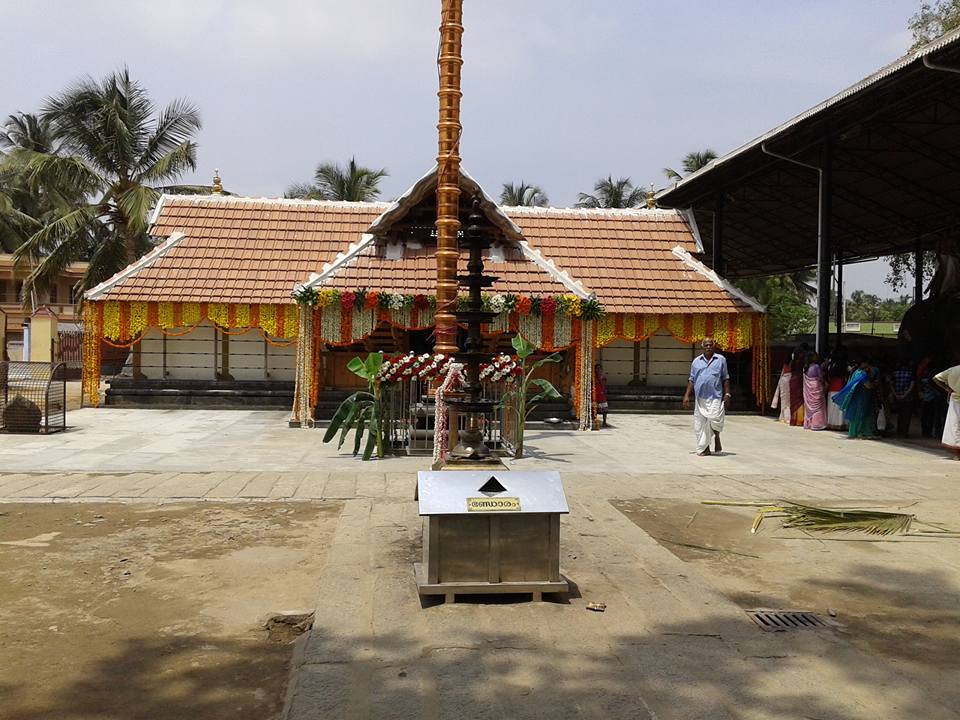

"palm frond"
[24,151,103,197]
[115,184,159,236]
[133,98,202,176]
[752,501,915,536]
[14,205,99,265]
[135,141,197,185]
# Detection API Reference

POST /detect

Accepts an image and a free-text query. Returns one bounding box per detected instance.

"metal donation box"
[415,470,569,602]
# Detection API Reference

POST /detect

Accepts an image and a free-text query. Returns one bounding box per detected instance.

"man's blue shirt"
[690,353,729,401]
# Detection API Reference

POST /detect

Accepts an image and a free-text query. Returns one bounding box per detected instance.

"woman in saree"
[788,355,805,425]
[803,352,828,430]
[825,351,848,431]
[832,359,878,438]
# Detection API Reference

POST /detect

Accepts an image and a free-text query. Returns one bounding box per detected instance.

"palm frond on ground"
[500,181,548,207]
[750,502,915,535]
[575,176,645,209]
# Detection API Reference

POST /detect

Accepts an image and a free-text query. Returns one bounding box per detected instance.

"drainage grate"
[746,609,831,632]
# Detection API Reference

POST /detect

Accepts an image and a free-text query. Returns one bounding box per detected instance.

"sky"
[0,0,924,297]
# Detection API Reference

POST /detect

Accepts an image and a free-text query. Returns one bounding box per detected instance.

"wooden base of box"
[414,562,567,603]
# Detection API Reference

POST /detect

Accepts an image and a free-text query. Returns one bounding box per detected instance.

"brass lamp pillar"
[434,0,464,355]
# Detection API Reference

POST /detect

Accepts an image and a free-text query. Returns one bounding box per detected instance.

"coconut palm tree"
[575,176,645,209]
[500,181,548,207]
[663,148,718,181]
[0,113,71,254]
[13,69,202,297]
[286,157,387,202]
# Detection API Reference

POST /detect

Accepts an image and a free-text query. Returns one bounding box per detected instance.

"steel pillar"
[834,254,844,350]
[815,142,832,355]
[914,241,924,304]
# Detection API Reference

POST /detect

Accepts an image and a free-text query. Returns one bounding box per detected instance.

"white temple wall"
[598,330,696,388]
[137,321,296,381]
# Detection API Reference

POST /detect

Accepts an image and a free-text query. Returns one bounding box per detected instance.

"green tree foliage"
[909,0,960,47]
[500,181,548,207]
[286,157,387,202]
[575,176,645,209]
[885,250,936,294]
[0,113,70,255]
[663,149,718,181]
[735,272,816,339]
[844,290,913,323]
[11,69,203,298]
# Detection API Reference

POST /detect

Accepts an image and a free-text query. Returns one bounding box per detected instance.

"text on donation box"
[466,497,521,512]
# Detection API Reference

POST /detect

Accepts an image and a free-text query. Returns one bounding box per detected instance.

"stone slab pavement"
[0,408,956,501]
[2,408,959,718]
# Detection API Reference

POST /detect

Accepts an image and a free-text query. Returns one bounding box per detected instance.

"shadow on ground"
[4,634,294,720]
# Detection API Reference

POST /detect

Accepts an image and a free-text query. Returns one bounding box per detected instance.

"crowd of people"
[771,344,960,459]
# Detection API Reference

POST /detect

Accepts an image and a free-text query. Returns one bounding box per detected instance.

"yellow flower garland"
[208,302,229,328]
[596,314,616,347]
[316,289,338,309]
[158,302,175,329]
[103,301,121,340]
[259,304,278,337]
[642,314,660,339]
[182,302,201,326]
[283,304,299,339]
[235,303,251,328]
[691,313,707,343]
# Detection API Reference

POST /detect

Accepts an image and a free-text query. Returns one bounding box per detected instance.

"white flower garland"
[553,313,572,348]
[352,307,375,341]
[389,306,411,328]
[320,305,342,343]
[432,362,465,465]
[518,313,542,348]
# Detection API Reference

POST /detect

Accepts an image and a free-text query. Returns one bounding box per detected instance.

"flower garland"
[433,362,466,466]
[82,302,102,407]
[293,287,602,318]
[579,318,594,430]
[293,303,315,428]
[479,353,521,383]
[378,352,451,384]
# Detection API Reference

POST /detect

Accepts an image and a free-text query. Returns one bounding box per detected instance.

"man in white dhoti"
[682,337,731,456]
[933,363,960,461]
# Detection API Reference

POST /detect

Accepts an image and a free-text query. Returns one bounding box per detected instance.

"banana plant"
[500,334,562,458]
[322,352,386,460]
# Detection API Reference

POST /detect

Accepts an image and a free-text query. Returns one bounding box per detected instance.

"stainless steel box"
[415,470,569,602]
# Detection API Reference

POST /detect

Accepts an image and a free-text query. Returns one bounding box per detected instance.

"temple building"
[81,168,768,431]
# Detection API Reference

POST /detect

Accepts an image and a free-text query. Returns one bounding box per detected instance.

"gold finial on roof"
[645,182,656,209]
[212,168,223,195]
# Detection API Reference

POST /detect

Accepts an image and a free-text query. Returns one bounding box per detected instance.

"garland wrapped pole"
[579,318,594,431]
[291,301,314,428]
[82,301,102,408]
[434,0,464,354]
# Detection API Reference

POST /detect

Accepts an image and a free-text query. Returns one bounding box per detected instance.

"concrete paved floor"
[1,409,958,718]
